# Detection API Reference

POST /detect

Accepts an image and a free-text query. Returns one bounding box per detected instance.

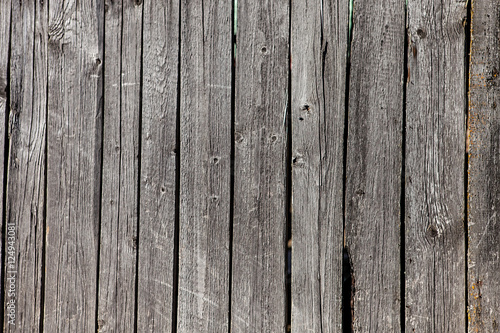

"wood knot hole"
[416,28,427,39]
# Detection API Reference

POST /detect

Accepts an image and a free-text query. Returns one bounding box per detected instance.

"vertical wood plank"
[98,0,142,331]
[45,0,103,331]
[137,1,179,331]
[4,0,46,331]
[468,0,500,330]
[231,0,289,332]
[345,0,404,331]
[290,0,348,332]
[177,0,231,332]
[405,1,467,331]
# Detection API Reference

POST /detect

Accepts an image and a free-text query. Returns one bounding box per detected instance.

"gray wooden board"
[290,0,348,332]
[4,1,46,331]
[468,0,500,330]
[178,0,231,332]
[231,0,289,332]
[137,1,179,331]
[45,0,103,331]
[405,1,467,332]
[345,0,404,330]
[0,0,9,327]
[98,0,142,331]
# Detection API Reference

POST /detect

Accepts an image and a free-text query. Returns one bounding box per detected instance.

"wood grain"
[97,0,142,331]
[345,0,404,331]
[468,0,500,330]
[405,1,467,331]
[177,0,232,331]
[4,0,46,331]
[137,1,179,331]
[290,0,348,332]
[231,0,289,332]
[45,0,103,331]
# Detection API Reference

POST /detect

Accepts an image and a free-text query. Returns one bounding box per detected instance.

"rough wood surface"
[177,0,231,332]
[4,1,46,331]
[405,1,467,332]
[345,0,404,331]
[45,0,103,331]
[468,0,500,330]
[231,0,289,332]
[136,1,179,332]
[97,1,142,331]
[290,0,348,332]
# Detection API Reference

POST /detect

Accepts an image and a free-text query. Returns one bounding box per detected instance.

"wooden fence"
[0,0,498,332]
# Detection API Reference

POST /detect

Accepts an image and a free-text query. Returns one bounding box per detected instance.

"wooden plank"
[290,0,348,332]
[45,0,103,331]
[4,0,46,331]
[0,0,10,327]
[405,1,467,331]
[137,1,179,331]
[177,0,231,332]
[231,0,289,332]
[468,0,500,330]
[345,0,404,330]
[97,0,142,331]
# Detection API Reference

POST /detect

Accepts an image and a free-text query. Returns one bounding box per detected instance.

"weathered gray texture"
[45,0,103,331]
[4,1,46,331]
[231,0,289,332]
[405,1,467,332]
[137,1,179,331]
[98,0,142,331]
[345,0,404,331]
[468,0,500,330]
[177,0,231,332]
[290,0,348,332]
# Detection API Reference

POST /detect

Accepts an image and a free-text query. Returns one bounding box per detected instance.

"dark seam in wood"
[134,1,144,332]
[171,0,182,331]
[464,0,472,330]
[401,2,408,331]
[95,0,106,331]
[228,0,236,331]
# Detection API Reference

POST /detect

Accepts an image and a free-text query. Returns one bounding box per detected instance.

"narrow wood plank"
[4,0,46,331]
[0,0,10,328]
[45,0,103,331]
[345,0,404,330]
[137,1,179,331]
[177,0,231,331]
[405,1,467,331]
[97,0,142,331]
[468,0,500,330]
[290,0,348,331]
[231,0,289,332]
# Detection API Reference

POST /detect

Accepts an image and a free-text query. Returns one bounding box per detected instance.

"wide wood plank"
[468,0,500,330]
[45,0,103,331]
[231,0,289,332]
[405,1,467,331]
[177,0,231,332]
[137,1,179,331]
[4,1,46,331]
[290,0,348,332]
[345,0,404,331]
[97,0,142,331]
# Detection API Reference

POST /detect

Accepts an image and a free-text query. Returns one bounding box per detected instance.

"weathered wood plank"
[231,0,289,332]
[177,0,231,332]
[4,0,46,331]
[290,0,348,331]
[345,0,404,330]
[137,1,179,331]
[468,0,500,330]
[97,0,142,331]
[45,0,103,331]
[405,1,467,331]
